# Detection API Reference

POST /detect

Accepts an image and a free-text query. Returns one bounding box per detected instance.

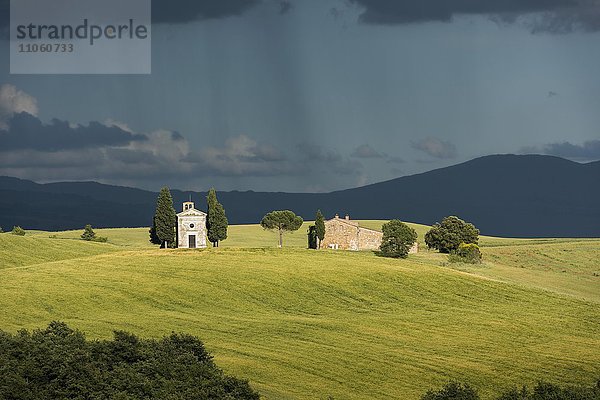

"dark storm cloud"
[0,119,196,182]
[0,112,147,151]
[0,0,261,32]
[0,148,105,169]
[0,0,7,38]
[348,0,600,32]
[151,0,262,24]
[523,140,600,160]
[411,137,457,159]
[351,144,384,158]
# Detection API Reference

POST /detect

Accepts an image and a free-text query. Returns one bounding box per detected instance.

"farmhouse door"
[188,235,196,248]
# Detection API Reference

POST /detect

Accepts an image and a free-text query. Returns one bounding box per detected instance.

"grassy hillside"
[454,240,600,303]
[0,226,599,399]
[27,221,429,249]
[28,227,154,248]
[0,234,121,269]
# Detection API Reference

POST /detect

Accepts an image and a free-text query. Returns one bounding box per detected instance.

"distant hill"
[1,154,598,237]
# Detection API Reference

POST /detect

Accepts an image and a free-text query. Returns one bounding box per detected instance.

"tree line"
[421,381,600,400]
[0,322,259,399]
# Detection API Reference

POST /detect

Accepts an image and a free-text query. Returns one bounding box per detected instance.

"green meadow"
[1,223,599,399]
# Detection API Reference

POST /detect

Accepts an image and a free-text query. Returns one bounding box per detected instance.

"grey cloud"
[0,84,39,129]
[0,112,147,151]
[387,156,406,164]
[0,148,184,181]
[411,137,457,159]
[278,1,294,15]
[390,167,404,176]
[332,159,364,175]
[351,144,384,158]
[329,7,344,19]
[105,148,157,165]
[170,131,186,141]
[297,142,363,175]
[523,140,600,160]
[348,0,600,33]
[0,135,194,182]
[151,0,262,24]
[297,142,341,163]
[184,135,292,176]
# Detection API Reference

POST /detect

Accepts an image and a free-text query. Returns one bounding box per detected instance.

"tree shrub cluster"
[10,226,26,236]
[0,322,259,400]
[422,382,479,400]
[448,243,483,264]
[379,219,418,258]
[425,216,479,253]
[81,224,107,242]
[422,381,600,400]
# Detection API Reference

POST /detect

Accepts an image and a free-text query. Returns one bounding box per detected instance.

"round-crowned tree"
[260,210,303,248]
[379,219,418,258]
[424,216,479,253]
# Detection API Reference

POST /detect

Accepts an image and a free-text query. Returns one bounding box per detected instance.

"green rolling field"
[1,223,599,399]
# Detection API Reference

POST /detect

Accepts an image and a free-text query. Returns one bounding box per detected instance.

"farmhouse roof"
[328,214,381,233]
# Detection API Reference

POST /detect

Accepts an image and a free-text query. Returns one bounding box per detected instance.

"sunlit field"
[2,224,599,399]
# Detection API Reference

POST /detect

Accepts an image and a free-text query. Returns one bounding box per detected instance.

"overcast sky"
[1,0,599,192]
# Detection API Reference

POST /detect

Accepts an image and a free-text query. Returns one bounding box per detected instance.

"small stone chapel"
[176,200,207,249]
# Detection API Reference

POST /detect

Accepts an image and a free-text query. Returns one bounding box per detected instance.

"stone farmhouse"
[321,214,418,253]
[177,201,207,249]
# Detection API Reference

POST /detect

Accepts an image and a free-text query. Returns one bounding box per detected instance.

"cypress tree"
[206,188,228,247]
[149,217,161,245]
[307,225,318,249]
[314,210,326,249]
[153,187,177,248]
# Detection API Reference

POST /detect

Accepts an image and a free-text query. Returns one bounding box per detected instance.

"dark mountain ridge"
[1,154,598,237]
